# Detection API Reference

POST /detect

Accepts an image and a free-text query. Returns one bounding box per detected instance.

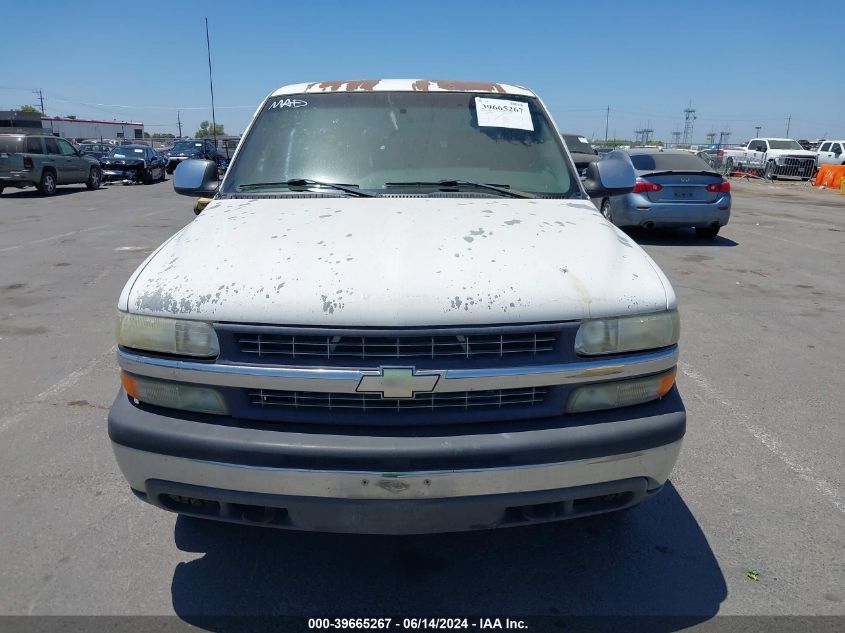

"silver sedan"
[597,149,731,239]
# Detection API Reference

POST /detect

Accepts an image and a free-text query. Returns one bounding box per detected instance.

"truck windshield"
[172,141,204,152]
[561,134,595,154]
[223,92,577,197]
[768,140,803,150]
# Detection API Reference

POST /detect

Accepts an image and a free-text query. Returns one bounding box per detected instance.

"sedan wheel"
[696,226,720,239]
[601,199,613,224]
[86,167,101,190]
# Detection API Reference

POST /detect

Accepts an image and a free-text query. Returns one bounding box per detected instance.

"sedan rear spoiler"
[639,170,722,178]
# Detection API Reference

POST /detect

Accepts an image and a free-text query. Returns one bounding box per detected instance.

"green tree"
[195,120,225,138]
[63,115,77,119]
[19,104,42,114]
[151,132,176,139]
[144,132,151,138]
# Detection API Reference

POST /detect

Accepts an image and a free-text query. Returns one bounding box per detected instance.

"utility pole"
[177,111,183,138]
[33,89,45,115]
[672,130,681,146]
[604,105,610,142]
[205,17,218,151]
[754,125,761,137]
[785,115,791,138]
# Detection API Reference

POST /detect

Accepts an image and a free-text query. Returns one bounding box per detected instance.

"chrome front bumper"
[116,346,678,394]
[114,440,682,501]
[113,439,682,533]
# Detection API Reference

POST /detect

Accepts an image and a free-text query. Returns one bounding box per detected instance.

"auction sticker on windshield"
[475,98,533,131]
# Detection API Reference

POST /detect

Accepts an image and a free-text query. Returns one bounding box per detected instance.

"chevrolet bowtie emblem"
[356,367,440,399]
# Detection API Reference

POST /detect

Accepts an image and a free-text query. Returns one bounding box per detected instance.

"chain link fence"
[694,147,816,181]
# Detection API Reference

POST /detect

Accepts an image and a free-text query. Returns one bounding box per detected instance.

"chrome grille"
[237,331,559,360]
[248,387,547,411]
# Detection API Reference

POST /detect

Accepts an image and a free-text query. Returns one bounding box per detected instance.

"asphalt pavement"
[0,178,843,627]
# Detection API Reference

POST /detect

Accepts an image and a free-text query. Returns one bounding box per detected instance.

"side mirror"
[582,155,635,198]
[173,159,219,197]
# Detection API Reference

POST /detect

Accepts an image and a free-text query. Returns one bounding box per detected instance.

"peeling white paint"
[123,198,671,326]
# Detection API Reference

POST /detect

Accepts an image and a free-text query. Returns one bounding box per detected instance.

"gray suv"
[0,134,102,195]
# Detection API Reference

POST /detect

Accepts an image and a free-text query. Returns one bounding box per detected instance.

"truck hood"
[768,149,816,157]
[122,197,674,326]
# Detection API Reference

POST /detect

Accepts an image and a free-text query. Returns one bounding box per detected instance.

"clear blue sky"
[1,0,842,143]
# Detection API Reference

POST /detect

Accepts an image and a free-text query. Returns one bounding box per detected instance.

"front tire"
[141,168,153,185]
[725,158,734,175]
[36,170,57,195]
[600,199,613,224]
[764,162,777,180]
[86,166,101,190]
[696,226,720,239]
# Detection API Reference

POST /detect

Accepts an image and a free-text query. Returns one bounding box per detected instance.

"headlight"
[116,312,219,357]
[575,310,679,356]
[566,370,676,413]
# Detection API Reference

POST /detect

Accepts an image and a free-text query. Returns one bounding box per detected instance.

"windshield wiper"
[384,180,535,199]
[237,178,376,197]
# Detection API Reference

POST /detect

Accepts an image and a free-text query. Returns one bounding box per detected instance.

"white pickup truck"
[816,140,845,167]
[108,79,685,534]
[722,138,816,180]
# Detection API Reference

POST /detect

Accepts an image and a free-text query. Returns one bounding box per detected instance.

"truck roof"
[270,79,535,97]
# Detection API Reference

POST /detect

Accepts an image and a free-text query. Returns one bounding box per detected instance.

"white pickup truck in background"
[815,140,845,167]
[722,138,817,180]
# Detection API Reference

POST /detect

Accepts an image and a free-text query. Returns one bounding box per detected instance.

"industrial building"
[0,111,145,141]
[41,117,144,141]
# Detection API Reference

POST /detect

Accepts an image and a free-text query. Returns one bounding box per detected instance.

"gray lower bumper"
[134,475,665,534]
[109,389,685,533]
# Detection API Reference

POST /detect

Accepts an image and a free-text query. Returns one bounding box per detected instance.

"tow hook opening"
[158,493,290,525]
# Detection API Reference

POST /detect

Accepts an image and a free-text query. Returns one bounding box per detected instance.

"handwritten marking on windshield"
[268,98,308,109]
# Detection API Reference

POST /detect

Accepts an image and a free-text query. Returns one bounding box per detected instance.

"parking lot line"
[0,208,173,255]
[729,225,842,255]
[680,361,845,514]
[0,345,116,433]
